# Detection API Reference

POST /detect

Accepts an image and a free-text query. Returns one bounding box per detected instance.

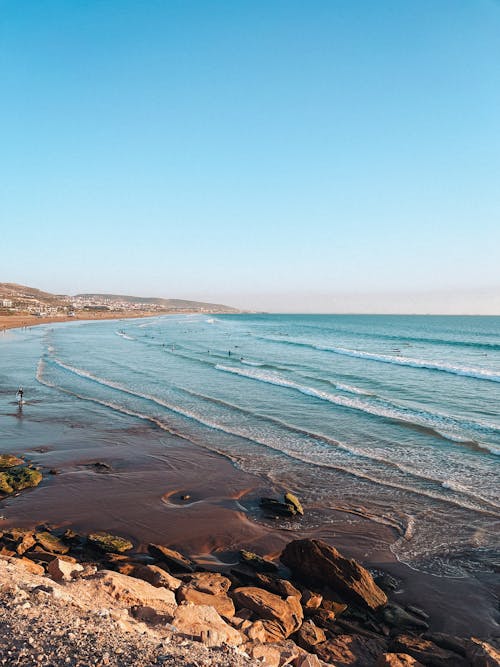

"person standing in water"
[16,386,24,403]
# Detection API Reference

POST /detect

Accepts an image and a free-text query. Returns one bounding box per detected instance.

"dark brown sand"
[1,416,498,638]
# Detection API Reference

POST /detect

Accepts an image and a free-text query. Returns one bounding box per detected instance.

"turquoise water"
[2,314,499,576]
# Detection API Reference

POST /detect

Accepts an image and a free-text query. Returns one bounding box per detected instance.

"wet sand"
[1,411,498,638]
[0,311,171,333]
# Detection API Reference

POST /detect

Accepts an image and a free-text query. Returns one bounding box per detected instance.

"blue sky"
[1,1,499,312]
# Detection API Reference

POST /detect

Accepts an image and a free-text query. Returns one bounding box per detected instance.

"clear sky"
[1,1,499,313]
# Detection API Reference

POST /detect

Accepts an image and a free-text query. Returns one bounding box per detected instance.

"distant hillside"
[76,293,239,312]
[0,283,238,313]
[0,283,68,306]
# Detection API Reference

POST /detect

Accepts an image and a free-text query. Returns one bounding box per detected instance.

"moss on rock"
[0,454,25,469]
[0,466,42,495]
[87,532,133,553]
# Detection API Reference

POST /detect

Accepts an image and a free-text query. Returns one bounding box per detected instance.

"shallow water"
[1,313,499,578]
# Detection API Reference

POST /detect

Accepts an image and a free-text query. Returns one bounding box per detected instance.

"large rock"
[176,585,235,619]
[382,604,429,631]
[315,634,388,667]
[281,539,387,610]
[181,571,231,596]
[148,543,195,572]
[390,635,468,667]
[233,586,303,637]
[295,619,326,651]
[376,655,424,667]
[254,573,301,599]
[172,603,243,646]
[94,569,177,614]
[47,558,84,582]
[128,564,181,591]
[35,532,70,555]
[240,549,279,573]
[246,619,287,643]
[87,532,133,554]
[466,638,500,667]
[0,466,42,495]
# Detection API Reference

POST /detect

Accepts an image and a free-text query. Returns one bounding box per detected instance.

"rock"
[129,564,182,591]
[181,571,231,596]
[240,550,279,573]
[376,654,424,667]
[47,558,84,582]
[22,558,46,575]
[281,539,387,611]
[94,569,177,614]
[466,637,500,667]
[255,574,301,599]
[176,585,235,619]
[390,635,468,667]
[374,574,399,593]
[260,498,297,517]
[130,605,167,625]
[298,656,322,667]
[0,467,42,495]
[34,532,70,555]
[315,634,388,667]
[301,589,323,612]
[382,604,429,631]
[249,644,282,667]
[295,620,326,651]
[172,603,243,646]
[310,608,337,630]
[405,605,429,621]
[147,543,196,572]
[91,461,112,472]
[25,549,76,564]
[0,454,25,469]
[233,586,303,638]
[284,492,304,516]
[320,598,348,615]
[87,532,133,553]
[423,633,467,657]
[246,619,287,643]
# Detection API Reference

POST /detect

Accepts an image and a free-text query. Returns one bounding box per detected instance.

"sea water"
[2,313,499,576]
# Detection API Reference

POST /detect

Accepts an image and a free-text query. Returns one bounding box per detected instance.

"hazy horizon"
[1,1,499,314]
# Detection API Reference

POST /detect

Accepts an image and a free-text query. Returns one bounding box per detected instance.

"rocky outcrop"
[239,550,278,573]
[0,465,42,495]
[281,539,387,610]
[376,654,424,667]
[126,564,182,591]
[181,571,231,596]
[94,569,177,614]
[147,544,196,572]
[233,586,303,638]
[465,638,500,667]
[172,603,243,646]
[35,532,70,555]
[295,619,326,651]
[390,635,469,667]
[315,634,388,667]
[176,585,235,619]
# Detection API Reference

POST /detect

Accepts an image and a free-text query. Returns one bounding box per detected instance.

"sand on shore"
[0,311,165,332]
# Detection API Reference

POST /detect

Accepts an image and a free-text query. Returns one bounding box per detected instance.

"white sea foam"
[115,331,135,341]
[214,364,500,437]
[260,336,500,383]
[240,359,264,367]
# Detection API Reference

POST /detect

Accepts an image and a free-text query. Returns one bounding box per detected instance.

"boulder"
[87,532,133,554]
[240,550,279,573]
[298,656,322,667]
[129,564,181,591]
[310,608,337,630]
[0,467,42,495]
[423,633,466,657]
[374,574,399,593]
[301,589,323,612]
[284,492,304,515]
[295,620,326,651]
[382,604,429,631]
[47,558,84,582]
[0,454,25,468]
[281,539,387,610]
[255,573,301,599]
[260,498,297,517]
[315,634,388,667]
[34,532,70,555]
[181,571,231,596]
[25,549,76,564]
[233,586,303,637]
[176,585,235,619]
[246,619,287,643]
[376,654,424,667]
[249,644,281,667]
[390,635,468,667]
[172,603,243,646]
[466,638,500,667]
[147,543,195,572]
[93,569,177,614]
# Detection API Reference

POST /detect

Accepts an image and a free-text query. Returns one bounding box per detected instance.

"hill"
[76,293,239,312]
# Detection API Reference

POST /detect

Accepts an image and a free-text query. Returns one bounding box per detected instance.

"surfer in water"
[16,386,24,404]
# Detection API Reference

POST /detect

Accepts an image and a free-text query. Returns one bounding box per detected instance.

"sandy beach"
[0,311,168,333]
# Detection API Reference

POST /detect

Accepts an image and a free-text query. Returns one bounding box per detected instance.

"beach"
[1,313,499,664]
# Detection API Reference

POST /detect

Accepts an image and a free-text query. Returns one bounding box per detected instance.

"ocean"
[1,313,499,579]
